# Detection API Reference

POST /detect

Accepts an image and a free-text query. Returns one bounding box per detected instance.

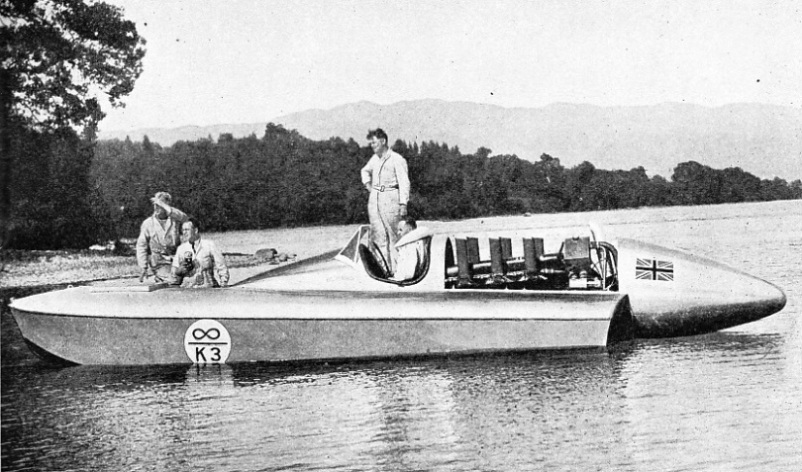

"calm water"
[3,201,801,472]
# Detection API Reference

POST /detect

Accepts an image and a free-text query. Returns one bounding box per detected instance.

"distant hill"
[98,100,802,180]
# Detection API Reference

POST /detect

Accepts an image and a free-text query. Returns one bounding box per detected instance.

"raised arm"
[151,197,188,223]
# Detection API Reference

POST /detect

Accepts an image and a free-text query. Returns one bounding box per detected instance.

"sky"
[99,0,802,131]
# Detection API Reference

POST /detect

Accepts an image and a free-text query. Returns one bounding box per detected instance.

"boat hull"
[629,293,787,338]
[617,238,788,338]
[10,288,634,365]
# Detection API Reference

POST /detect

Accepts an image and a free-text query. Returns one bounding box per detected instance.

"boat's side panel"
[10,291,634,365]
[12,311,618,365]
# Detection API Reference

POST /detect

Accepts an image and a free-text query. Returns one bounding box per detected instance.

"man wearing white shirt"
[171,218,230,288]
[391,217,430,282]
[361,128,410,273]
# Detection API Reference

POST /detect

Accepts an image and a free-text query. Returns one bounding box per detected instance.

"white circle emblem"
[184,319,231,364]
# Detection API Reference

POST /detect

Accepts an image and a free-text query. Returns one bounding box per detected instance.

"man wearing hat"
[136,191,189,283]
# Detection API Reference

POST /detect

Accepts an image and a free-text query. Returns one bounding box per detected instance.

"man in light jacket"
[136,192,188,283]
[361,128,410,273]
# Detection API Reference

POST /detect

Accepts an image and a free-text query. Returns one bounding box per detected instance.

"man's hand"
[364,183,372,192]
[399,204,408,217]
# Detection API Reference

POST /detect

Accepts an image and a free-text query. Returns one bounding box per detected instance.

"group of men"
[137,127,425,287]
[136,192,229,288]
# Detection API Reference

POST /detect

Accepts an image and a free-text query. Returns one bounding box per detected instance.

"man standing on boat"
[171,218,229,288]
[136,192,188,283]
[361,128,410,272]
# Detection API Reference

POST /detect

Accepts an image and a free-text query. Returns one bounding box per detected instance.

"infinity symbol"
[193,328,221,340]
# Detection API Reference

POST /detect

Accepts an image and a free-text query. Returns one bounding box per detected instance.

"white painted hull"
[11,287,634,365]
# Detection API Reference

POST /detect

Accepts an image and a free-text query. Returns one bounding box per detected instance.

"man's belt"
[373,184,399,192]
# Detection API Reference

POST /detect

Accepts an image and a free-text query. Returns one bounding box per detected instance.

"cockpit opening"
[335,225,432,286]
[358,239,432,286]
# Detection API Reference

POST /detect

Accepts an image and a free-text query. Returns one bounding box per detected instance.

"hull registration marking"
[184,319,231,364]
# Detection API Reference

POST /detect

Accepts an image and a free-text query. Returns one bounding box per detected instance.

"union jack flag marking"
[636,258,674,281]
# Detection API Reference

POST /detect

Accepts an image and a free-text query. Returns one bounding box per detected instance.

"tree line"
[5,121,801,249]
[5,2,800,250]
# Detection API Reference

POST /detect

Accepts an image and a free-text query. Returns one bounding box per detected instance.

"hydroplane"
[10,224,786,365]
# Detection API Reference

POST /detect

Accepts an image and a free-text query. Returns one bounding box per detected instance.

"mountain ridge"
[98,100,802,180]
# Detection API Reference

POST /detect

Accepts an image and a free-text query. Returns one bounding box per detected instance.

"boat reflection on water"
[2,332,798,471]
[185,351,638,470]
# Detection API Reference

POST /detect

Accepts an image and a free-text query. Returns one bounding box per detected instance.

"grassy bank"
[0,222,361,288]
[0,246,274,288]
[1,248,138,287]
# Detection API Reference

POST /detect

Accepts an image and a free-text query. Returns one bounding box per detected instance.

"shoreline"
[4,200,798,287]
[1,222,360,288]
[0,238,301,288]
